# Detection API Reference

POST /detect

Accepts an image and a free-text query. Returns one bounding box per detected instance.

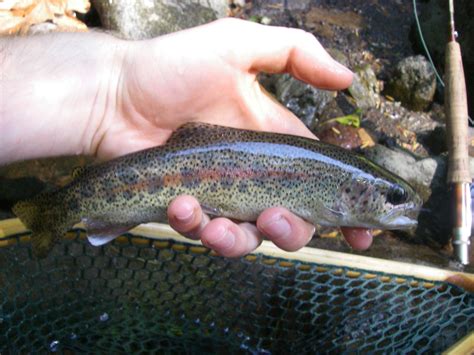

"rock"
[364,145,442,198]
[317,93,358,125]
[326,48,350,68]
[416,126,447,156]
[429,102,446,123]
[348,65,380,110]
[0,156,94,221]
[271,74,336,129]
[364,145,450,245]
[317,122,362,150]
[0,177,47,210]
[285,0,311,11]
[364,145,474,246]
[361,98,443,158]
[385,55,436,111]
[0,156,92,188]
[92,0,227,39]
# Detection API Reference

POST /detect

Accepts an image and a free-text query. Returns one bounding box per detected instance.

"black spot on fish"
[180,167,200,189]
[148,176,163,194]
[281,180,292,189]
[81,184,95,198]
[238,181,248,193]
[117,168,140,185]
[251,161,267,173]
[220,175,234,189]
[122,190,134,200]
[102,178,118,190]
[66,198,79,211]
[104,188,116,203]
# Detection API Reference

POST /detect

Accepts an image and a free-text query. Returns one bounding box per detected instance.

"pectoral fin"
[82,218,135,246]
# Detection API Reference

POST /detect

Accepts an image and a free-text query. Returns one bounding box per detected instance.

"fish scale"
[13,122,422,257]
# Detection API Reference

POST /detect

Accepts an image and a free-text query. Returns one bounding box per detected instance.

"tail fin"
[12,198,67,257]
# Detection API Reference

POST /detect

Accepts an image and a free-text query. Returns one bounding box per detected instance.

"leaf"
[334,110,361,128]
[51,12,87,31]
[65,0,89,13]
[357,128,375,149]
[0,10,24,34]
[248,15,261,23]
[0,0,89,35]
[0,1,36,11]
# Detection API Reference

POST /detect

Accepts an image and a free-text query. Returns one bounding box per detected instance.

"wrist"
[80,33,131,158]
[0,32,128,164]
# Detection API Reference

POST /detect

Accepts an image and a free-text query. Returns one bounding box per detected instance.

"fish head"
[332,173,423,230]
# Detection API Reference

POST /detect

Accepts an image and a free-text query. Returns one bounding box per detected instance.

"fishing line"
[413,0,472,124]
[412,0,444,88]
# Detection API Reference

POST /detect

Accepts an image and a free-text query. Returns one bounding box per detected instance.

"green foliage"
[333,110,361,128]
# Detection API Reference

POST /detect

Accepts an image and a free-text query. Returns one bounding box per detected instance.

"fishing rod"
[444,0,471,264]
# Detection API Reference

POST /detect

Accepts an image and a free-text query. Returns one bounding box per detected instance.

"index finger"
[231,20,353,89]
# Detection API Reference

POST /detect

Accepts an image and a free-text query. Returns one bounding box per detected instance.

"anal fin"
[82,218,135,246]
[201,204,221,217]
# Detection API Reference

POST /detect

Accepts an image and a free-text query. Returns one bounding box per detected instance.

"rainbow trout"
[13,123,422,257]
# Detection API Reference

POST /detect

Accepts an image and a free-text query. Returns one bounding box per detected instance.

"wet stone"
[348,65,380,110]
[99,313,109,322]
[317,122,362,150]
[93,0,227,40]
[385,55,436,111]
[261,73,336,129]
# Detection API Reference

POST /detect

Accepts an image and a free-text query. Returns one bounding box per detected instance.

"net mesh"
[0,229,472,353]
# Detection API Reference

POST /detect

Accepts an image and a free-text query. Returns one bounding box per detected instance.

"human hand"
[0,18,371,255]
[109,19,369,256]
[167,196,374,257]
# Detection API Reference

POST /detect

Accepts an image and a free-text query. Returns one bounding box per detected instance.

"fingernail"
[174,203,194,224]
[206,225,235,250]
[333,60,353,75]
[308,226,316,242]
[261,215,291,240]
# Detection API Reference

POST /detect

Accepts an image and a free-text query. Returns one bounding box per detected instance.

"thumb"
[258,84,317,139]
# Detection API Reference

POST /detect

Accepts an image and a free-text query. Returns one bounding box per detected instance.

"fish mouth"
[379,203,421,229]
[380,215,418,229]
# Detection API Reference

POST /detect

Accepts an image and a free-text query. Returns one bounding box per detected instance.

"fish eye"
[386,185,408,205]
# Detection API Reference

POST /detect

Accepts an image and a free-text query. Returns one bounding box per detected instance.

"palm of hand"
[95,19,351,160]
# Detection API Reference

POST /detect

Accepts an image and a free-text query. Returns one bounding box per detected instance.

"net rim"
[1,217,473,291]
[443,331,474,354]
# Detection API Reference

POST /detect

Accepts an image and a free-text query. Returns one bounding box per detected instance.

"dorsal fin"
[71,166,86,179]
[165,122,248,149]
[166,122,221,144]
